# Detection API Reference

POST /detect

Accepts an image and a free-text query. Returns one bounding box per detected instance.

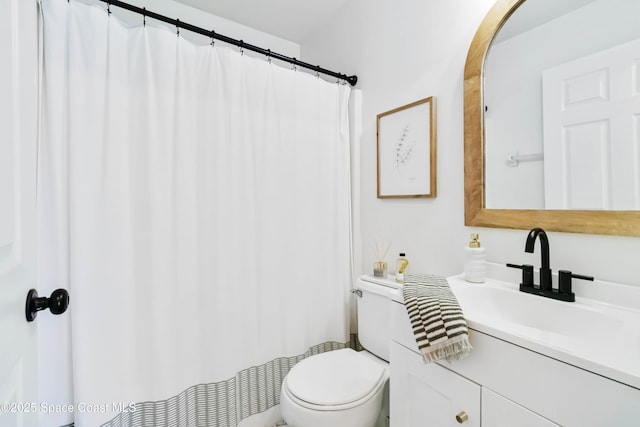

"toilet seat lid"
[285,348,386,406]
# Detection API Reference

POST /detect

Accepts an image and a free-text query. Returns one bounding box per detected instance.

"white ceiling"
[172,0,350,43]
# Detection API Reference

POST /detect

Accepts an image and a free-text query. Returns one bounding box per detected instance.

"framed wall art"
[376,97,437,198]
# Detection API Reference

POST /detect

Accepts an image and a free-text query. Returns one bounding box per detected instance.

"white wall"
[300,0,640,288]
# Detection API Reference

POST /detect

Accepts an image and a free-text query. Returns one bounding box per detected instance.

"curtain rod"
[97,0,358,86]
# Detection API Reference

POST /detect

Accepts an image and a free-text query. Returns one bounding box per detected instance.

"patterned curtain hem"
[97,335,359,427]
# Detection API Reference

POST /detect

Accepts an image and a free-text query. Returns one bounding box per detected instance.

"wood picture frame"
[376,97,437,199]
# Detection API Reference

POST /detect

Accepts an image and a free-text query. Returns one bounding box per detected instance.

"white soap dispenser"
[464,233,486,283]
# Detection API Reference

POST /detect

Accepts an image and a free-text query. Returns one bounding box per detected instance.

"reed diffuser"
[372,240,391,278]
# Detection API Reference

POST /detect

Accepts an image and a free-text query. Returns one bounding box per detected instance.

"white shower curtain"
[38,1,352,425]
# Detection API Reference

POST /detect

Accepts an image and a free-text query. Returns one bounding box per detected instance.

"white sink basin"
[451,281,623,340]
[446,274,640,389]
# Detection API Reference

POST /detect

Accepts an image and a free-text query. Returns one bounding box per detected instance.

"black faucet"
[525,228,552,291]
[508,228,594,302]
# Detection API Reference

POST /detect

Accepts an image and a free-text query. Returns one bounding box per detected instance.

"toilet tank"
[355,276,402,362]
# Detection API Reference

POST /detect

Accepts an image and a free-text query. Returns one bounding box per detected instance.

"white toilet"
[280,276,400,427]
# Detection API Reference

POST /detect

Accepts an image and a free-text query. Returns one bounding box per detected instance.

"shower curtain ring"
[176,19,180,36]
[107,1,111,14]
[267,49,272,64]
[239,40,244,55]
[291,59,297,71]
[142,7,146,27]
[210,30,215,46]
[315,66,320,79]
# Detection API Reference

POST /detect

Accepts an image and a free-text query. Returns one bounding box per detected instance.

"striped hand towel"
[402,273,473,363]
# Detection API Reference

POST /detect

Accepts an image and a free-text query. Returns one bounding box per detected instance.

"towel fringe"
[420,334,473,363]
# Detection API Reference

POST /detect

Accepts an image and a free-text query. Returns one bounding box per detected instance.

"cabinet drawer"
[482,388,559,427]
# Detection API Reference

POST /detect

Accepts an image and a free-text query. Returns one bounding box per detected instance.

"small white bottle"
[464,233,486,283]
[396,253,409,283]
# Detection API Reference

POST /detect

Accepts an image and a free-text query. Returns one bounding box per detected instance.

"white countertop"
[361,269,640,390]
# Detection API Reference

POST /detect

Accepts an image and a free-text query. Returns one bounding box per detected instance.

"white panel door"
[0,0,40,425]
[543,38,640,209]
[390,341,480,427]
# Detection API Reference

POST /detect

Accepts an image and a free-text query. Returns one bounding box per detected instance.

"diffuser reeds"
[372,240,391,278]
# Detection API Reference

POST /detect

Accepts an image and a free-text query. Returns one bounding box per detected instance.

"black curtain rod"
[97,0,358,86]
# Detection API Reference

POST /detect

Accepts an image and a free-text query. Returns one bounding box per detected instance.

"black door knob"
[25,288,70,322]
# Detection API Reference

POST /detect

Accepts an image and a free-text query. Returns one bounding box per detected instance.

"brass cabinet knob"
[456,411,469,423]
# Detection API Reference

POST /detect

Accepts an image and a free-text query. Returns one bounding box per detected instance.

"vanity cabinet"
[390,300,640,427]
[390,341,557,427]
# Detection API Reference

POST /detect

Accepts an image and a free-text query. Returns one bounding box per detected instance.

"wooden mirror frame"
[463,0,640,237]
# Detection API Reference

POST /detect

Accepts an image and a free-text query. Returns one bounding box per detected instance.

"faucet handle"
[506,263,534,287]
[558,270,594,295]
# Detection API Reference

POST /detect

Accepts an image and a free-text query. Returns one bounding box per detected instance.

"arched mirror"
[464,0,640,236]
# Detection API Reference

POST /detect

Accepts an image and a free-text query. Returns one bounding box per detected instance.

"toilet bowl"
[279,276,400,427]
[280,348,388,427]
